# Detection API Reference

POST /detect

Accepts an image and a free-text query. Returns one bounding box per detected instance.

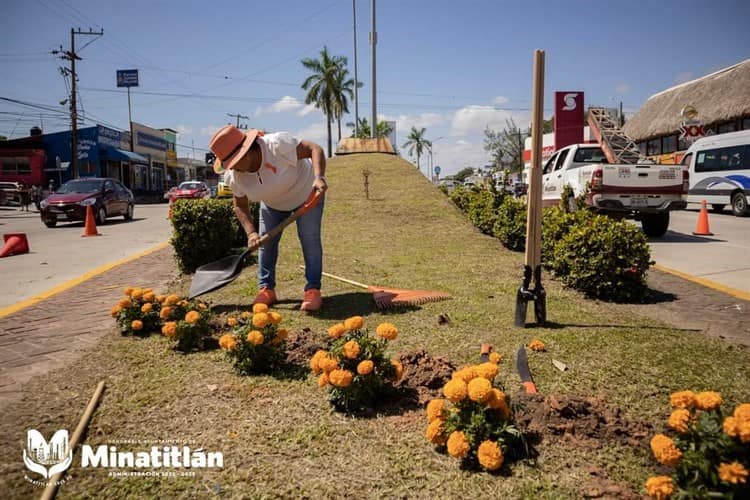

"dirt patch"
[513,393,652,449]
[285,327,327,366]
[578,466,640,499]
[395,349,456,405]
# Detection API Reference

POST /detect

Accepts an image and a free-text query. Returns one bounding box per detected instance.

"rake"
[319,270,452,309]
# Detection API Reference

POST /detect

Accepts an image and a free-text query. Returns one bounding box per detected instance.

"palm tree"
[402,126,431,173]
[331,65,356,142]
[346,118,394,139]
[301,47,347,157]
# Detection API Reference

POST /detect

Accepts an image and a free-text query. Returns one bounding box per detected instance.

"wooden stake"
[526,49,545,268]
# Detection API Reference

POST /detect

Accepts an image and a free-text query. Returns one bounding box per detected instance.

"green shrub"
[466,188,506,235]
[170,198,258,273]
[448,186,475,212]
[492,196,527,251]
[541,208,595,276]
[554,214,651,302]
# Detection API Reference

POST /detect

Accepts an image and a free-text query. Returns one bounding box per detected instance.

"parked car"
[39,177,134,228]
[217,173,233,198]
[170,181,211,200]
[0,181,23,206]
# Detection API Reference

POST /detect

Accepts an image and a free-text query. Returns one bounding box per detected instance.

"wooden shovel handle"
[257,190,322,246]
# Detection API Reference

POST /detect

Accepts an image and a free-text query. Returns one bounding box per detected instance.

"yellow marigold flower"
[252,303,269,314]
[357,360,374,375]
[161,321,177,339]
[477,440,504,471]
[468,377,493,403]
[247,330,264,346]
[179,300,188,307]
[670,390,696,409]
[650,434,682,467]
[130,288,143,299]
[475,362,499,380]
[446,431,470,458]
[329,369,354,388]
[327,323,347,339]
[123,286,134,296]
[695,391,722,411]
[317,373,329,387]
[277,328,288,340]
[185,310,200,324]
[342,340,361,359]
[310,350,327,375]
[426,399,446,422]
[118,298,131,308]
[443,379,468,403]
[142,288,153,295]
[718,461,748,485]
[375,322,398,341]
[164,294,180,306]
[131,320,143,331]
[668,409,690,434]
[252,312,270,328]
[528,339,545,352]
[268,311,282,325]
[141,303,153,313]
[489,352,502,364]
[240,311,252,320]
[159,306,173,319]
[156,294,166,304]
[143,292,156,302]
[645,475,675,500]
[487,389,511,418]
[218,334,237,351]
[723,416,738,437]
[452,366,477,383]
[391,359,404,381]
[738,420,750,443]
[227,317,238,327]
[733,403,750,422]
[109,305,121,317]
[198,302,208,310]
[425,419,447,445]
[344,315,364,331]
[319,355,339,373]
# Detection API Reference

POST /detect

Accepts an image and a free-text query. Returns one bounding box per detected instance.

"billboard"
[116,69,139,88]
[553,91,584,151]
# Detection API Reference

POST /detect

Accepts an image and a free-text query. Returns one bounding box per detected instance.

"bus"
[680,130,750,216]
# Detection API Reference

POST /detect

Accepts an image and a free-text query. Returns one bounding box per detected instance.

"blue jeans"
[258,196,324,291]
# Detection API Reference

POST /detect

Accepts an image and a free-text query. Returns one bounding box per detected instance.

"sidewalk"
[0,246,178,409]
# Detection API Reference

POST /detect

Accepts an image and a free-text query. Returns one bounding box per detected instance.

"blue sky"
[2,0,749,176]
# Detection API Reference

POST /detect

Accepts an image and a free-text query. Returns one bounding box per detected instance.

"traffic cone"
[693,200,714,236]
[0,233,30,257]
[82,205,101,237]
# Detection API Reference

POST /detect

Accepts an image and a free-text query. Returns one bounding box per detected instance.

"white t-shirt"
[224,132,315,211]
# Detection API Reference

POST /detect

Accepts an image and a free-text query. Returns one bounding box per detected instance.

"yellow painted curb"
[0,241,171,319]
[652,263,750,302]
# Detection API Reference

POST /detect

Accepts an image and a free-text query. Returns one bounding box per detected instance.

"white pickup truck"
[540,144,688,236]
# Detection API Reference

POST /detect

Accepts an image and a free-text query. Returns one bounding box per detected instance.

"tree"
[402,126,431,174]
[331,65,356,142]
[345,118,393,139]
[483,118,528,174]
[301,46,348,158]
[453,167,475,183]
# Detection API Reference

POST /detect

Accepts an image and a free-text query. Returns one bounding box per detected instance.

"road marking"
[0,241,170,319]
[652,263,750,302]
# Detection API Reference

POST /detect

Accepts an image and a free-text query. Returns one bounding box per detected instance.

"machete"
[515,346,538,394]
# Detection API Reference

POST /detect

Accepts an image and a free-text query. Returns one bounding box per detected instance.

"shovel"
[188,190,322,299]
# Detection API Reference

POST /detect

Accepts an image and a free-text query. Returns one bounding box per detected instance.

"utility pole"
[53,28,103,179]
[369,0,377,138]
[352,0,359,137]
[227,113,249,129]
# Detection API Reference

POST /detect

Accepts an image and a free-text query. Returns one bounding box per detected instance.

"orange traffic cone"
[82,205,101,237]
[693,199,714,236]
[0,233,30,257]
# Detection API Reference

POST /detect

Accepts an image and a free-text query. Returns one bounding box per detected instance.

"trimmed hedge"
[170,198,258,274]
[493,196,527,251]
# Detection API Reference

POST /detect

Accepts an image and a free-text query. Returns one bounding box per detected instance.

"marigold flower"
[452,366,477,383]
[317,373,329,387]
[218,334,237,351]
[118,298,132,308]
[391,359,403,381]
[443,379,468,403]
[123,286,134,296]
[468,377,493,403]
[310,350,327,375]
[156,294,166,304]
[487,389,511,418]
[164,294,180,306]
[446,431,470,458]
[357,360,374,376]
[668,409,690,434]
[268,311,282,325]
[528,339,545,352]
[489,352,502,364]
[319,355,339,373]
[161,321,177,339]
[227,317,238,327]
[344,315,364,331]
[650,434,682,467]
[669,390,696,409]
[247,330,264,346]
[143,292,156,302]
[185,310,200,324]
[141,303,153,313]
[375,322,398,340]
[723,416,738,437]
[327,323,347,339]
[110,305,121,317]
[477,440,504,471]
[426,399,446,422]
[342,340,361,359]
[738,420,750,443]
[425,419,447,445]
[329,369,354,388]
[734,403,750,422]
[475,362,499,380]
[130,288,144,299]
[718,461,748,484]
[198,302,208,310]
[179,300,188,307]
[241,311,252,320]
[252,303,269,314]
[645,475,675,500]
[131,320,143,331]
[695,391,722,411]
[159,306,173,320]
[252,312,270,328]
[277,328,288,340]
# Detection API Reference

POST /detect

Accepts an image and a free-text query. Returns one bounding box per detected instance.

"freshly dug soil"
[395,349,456,405]
[285,327,327,366]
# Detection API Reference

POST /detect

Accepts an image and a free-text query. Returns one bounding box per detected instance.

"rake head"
[369,287,452,310]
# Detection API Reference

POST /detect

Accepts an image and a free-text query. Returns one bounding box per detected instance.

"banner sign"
[116,69,139,88]
[553,91,584,151]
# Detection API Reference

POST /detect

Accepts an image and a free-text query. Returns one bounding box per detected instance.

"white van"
[680,130,750,216]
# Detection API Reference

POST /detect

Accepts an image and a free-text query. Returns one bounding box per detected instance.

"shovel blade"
[188,251,248,299]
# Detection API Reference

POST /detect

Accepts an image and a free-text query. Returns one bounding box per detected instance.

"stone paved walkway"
[0,247,178,408]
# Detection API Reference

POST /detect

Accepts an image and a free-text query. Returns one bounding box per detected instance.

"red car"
[169,181,211,201]
[40,178,134,228]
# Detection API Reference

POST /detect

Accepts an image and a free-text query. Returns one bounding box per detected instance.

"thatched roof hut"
[623,59,750,142]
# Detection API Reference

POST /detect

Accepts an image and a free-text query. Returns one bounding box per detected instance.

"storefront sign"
[116,69,139,88]
[554,91,584,150]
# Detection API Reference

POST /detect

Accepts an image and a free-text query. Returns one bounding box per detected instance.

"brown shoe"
[300,289,322,312]
[253,288,277,306]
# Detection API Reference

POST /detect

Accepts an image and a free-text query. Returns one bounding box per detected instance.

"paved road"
[0,204,172,309]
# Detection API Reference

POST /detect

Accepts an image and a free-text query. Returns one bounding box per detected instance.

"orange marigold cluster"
[694,391,722,411]
[185,310,200,324]
[375,322,398,341]
[667,409,690,434]
[645,476,675,500]
[343,316,364,331]
[528,339,545,352]
[718,461,748,485]
[477,440,503,471]
[219,334,237,351]
[161,321,177,339]
[446,431,470,458]
[650,434,682,467]
[669,390,696,409]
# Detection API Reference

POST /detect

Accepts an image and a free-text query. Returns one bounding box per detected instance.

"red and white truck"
[540,143,688,236]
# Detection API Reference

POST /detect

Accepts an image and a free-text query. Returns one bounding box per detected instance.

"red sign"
[679,121,706,142]
[554,91,584,150]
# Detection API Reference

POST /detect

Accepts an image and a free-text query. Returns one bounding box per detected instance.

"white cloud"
[293,121,328,146]
[175,125,192,135]
[297,104,318,116]
[615,83,630,94]
[492,96,509,105]
[450,105,528,137]
[256,96,304,116]
[200,125,222,137]
[675,72,694,84]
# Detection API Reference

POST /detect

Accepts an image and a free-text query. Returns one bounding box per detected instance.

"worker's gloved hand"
[247,232,262,251]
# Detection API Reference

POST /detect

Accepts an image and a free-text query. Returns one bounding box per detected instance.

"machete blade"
[515,346,538,393]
